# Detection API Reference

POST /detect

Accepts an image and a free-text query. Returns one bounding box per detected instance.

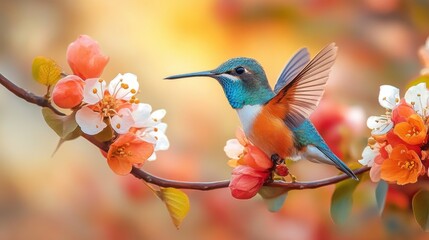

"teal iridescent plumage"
[292,119,357,178]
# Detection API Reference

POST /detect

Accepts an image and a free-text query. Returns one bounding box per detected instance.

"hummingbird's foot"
[271,154,284,165]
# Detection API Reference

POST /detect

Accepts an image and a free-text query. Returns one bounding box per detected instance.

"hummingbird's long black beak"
[164,70,214,80]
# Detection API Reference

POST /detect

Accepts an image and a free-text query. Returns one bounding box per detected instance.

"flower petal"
[132,103,153,128]
[245,145,273,170]
[107,133,154,175]
[378,85,399,109]
[153,131,169,151]
[358,146,378,166]
[111,108,135,134]
[109,73,139,100]
[229,165,269,199]
[224,139,245,159]
[147,152,157,161]
[107,155,133,175]
[66,35,109,79]
[369,163,381,182]
[367,116,393,135]
[151,109,166,122]
[82,78,105,104]
[52,75,84,108]
[404,83,429,117]
[127,140,154,164]
[393,114,427,145]
[75,106,106,135]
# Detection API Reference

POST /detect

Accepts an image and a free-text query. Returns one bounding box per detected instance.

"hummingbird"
[165,43,358,180]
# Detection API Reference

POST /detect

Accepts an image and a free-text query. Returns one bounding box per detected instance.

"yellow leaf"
[32,56,62,86]
[406,75,429,90]
[159,188,190,229]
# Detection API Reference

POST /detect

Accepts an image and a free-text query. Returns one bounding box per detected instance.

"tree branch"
[0,73,65,116]
[0,72,371,191]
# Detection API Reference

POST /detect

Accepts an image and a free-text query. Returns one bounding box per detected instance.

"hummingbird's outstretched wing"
[268,43,337,129]
[273,48,310,94]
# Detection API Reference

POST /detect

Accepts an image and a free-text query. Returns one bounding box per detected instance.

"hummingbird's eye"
[235,66,245,75]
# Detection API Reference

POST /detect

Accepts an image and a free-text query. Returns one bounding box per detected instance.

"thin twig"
[0,72,371,191]
[0,73,65,116]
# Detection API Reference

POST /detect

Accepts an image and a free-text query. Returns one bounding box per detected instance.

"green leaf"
[330,178,360,225]
[258,186,288,212]
[94,123,114,142]
[32,56,62,86]
[375,180,388,215]
[42,107,81,155]
[412,190,429,231]
[42,107,81,140]
[158,188,190,229]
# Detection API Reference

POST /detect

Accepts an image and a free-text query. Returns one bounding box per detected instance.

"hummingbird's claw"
[271,153,284,165]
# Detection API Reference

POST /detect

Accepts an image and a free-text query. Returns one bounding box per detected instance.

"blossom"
[361,82,429,186]
[380,144,423,185]
[367,84,429,136]
[224,128,273,170]
[393,114,427,145]
[224,128,273,199]
[238,145,273,171]
[107,132,154,175]
[229,165,270,199]
[403,83,429,117]
[391,100,415,124]
[367,85,399,135]
[224,139,244,160]
[75,73,140,135]
[66,35,109,79]
[134,106,170,161]
[52,75,84,108]
[358,145,379,167]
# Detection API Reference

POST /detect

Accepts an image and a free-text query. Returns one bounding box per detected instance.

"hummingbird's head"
[165,57,274,109]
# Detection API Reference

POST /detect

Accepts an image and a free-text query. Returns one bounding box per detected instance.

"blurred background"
[1,0,429,239]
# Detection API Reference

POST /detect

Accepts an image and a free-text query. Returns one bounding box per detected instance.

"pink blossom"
[229,165,270,199]
[67,35,109,79]
[52,75,84,108]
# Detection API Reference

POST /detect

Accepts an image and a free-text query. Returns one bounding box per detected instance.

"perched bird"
[165,43,358,180]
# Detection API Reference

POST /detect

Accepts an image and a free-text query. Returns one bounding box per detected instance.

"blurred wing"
[273,48,310,94]
[269,43,338,128]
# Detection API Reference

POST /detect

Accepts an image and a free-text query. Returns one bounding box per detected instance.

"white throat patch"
[236,104,262,134]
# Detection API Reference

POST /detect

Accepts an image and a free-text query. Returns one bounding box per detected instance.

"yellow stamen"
[121,83,129,89]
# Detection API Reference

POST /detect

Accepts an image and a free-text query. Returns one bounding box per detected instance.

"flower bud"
[229,165,269,199]
[52,75,84,108]
[66,35,109,79]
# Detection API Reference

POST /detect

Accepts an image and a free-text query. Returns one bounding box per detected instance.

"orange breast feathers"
[248,103,295,159]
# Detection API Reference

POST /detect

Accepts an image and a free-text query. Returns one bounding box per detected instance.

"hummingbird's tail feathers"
[314,145,359,181]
